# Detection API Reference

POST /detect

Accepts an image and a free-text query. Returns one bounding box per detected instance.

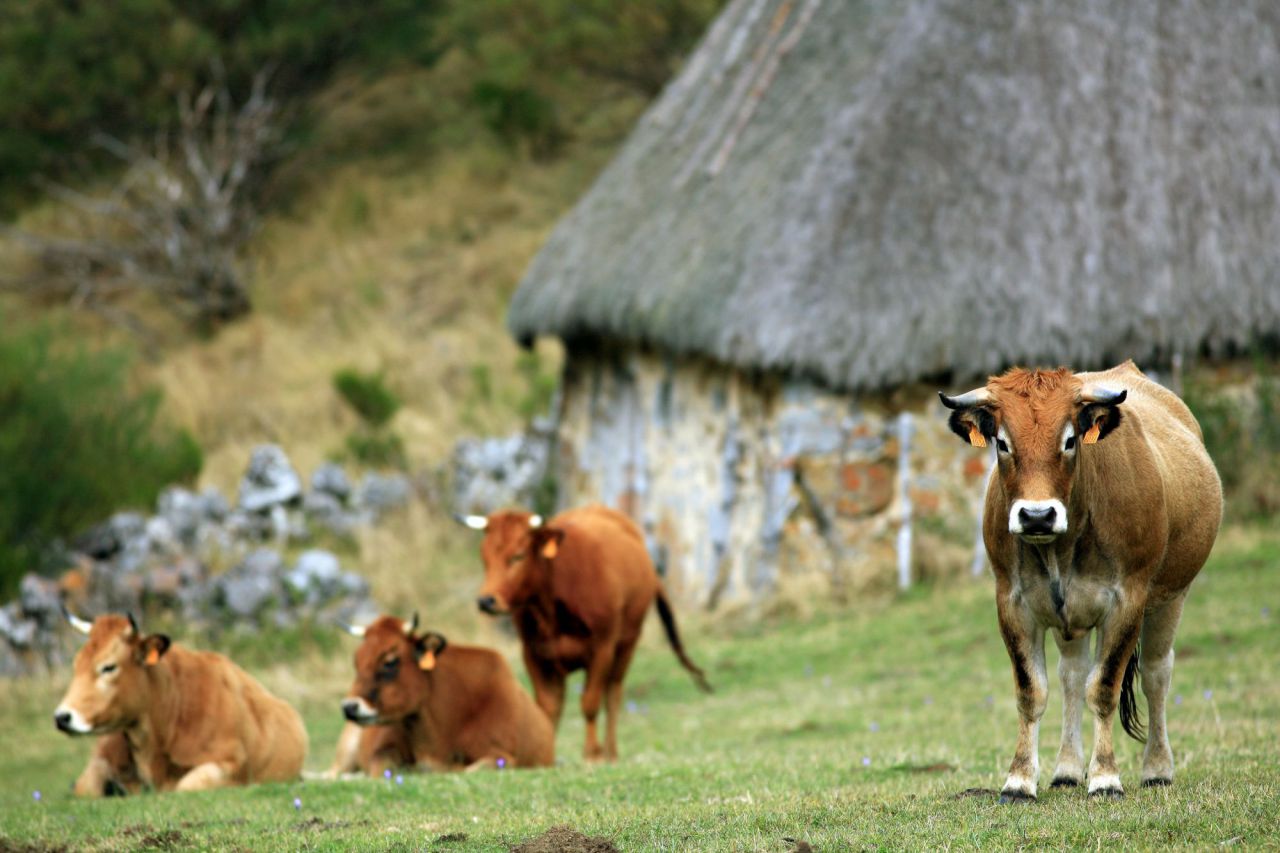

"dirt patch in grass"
[433,833,468,844]
[294,817,372,832]
[895,762,955,773]
[118,826,185,849]
[510,825,619,853]
[952,787,1000,799]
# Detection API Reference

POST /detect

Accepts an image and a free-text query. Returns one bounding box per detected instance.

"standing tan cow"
[334,614,554,772]
[941,361,1221,802]
[55,612,307,795]
[457,504,711,762]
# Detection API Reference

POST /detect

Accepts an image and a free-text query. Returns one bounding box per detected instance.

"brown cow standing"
[54,612,308,795]
[459,504,711,762]
[336,614,554,772]
[941,361,1221,802]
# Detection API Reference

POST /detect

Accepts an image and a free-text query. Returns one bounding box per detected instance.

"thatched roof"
[509,0,1280,392]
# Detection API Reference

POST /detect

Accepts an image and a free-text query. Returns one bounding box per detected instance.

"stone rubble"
[0,446,409,677]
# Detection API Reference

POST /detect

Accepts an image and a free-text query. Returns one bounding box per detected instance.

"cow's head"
[54,611,171,736]
[340,614,447,725]
[941,367,1127,543]
[456,510,565,615]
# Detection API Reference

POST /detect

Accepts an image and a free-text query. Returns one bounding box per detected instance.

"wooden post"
[896,412,914,590]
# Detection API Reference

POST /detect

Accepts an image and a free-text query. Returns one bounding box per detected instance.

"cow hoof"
[1089,787,1125,800]
[1141,778,1172,788]
[997,790,1036,805]
[1049,778,1080,789]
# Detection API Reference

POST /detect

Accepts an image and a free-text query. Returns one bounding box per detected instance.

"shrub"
[344,432,407,469]
[0,322,202,596]
[333,368,400,428]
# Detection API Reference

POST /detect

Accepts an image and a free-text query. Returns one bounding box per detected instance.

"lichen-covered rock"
[451,419,554,514]
[355,472,412,517]
[214,549,285,619]
[310,462,352,501]
[238,445,302,512]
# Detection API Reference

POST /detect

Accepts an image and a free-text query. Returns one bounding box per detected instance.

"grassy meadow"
[0,523,1276,851]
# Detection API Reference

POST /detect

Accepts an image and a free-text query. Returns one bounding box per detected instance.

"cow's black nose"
[54,711,72,731]
[341,700,361,722]
[476,595,498,614]
[1018,505,1056,533]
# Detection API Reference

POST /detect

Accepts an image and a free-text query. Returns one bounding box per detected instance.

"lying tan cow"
[941,361,1221,802]
[55,612,308,795]
[457,504,711,762]
[332,614,554,773]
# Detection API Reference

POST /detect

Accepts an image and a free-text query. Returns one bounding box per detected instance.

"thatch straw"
[509,0,1280,391]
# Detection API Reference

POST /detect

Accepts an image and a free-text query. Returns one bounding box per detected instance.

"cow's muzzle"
[1009,499,1068,542]
[53,707,93,735]
[341,698,378,725]
[476,595,505,615]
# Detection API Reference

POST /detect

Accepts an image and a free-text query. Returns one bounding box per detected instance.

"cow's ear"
[939,389,996,448]
[136,634,171,666]
[415,632,447,671]
[533,527,567,560]
[1078,401,1124,445]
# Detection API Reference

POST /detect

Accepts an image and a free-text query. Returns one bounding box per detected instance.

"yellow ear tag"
[1083,422,1102,445]
[541,538,559,559]
[968,424,987,448]
[144,647,160,666]
[418,650,436,671]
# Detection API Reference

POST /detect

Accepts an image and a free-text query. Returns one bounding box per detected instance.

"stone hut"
[507,0,1280,610]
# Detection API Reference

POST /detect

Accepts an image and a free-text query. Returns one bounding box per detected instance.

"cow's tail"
[1119,640,1147,743]
[654,588,713,693]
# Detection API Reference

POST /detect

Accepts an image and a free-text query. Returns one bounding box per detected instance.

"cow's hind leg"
[996,595,1048,803]
[1139,594,1186,787]
[174,761,238,792]
[581,646,616,762]
[603,639,640,761]
[1085,595,1145,799]
[1050,630,1090,789]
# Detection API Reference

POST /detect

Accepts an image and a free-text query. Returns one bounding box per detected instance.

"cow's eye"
[996,438,1010,454]
[99,663,117,675]
[1063,434,1077,452]
[378,657,399,679]
[508,552,526,565]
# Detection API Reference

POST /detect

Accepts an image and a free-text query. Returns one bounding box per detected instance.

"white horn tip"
[462,515,489,531]
[528,514,543,528]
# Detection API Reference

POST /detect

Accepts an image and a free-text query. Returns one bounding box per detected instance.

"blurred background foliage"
[0,321,201,596]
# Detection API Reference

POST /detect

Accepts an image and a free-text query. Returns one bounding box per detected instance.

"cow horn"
[1079,387,1128,406]
[339,622,366,637]
[404,612,419,636]
[454,513,489,531]
[62,606,93,636]
[528,514,543,529]
[126,612,140,637]
[938,387,992,410]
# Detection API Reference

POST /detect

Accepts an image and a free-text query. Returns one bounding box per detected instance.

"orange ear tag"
[968,424,987,448]
[541,539,559,560]
[144,647,160,666]
[1082,422,1102,445]
[418,650,436,671]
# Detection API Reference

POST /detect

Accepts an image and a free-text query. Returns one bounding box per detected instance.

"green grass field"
[1,525,1277,851]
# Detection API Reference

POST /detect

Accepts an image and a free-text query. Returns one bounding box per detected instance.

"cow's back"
[1077,362,1222,594]
[549,506,658,620]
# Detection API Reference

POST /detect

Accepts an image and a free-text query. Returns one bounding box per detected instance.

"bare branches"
[0,66,280,335]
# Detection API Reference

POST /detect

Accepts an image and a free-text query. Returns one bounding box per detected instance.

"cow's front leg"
[1050,630,1090,788]
[522,647,566,729]
[174,761,238,792]
[996,594,1047,803]
[1086,596,1146,799]
[581,645,616,762]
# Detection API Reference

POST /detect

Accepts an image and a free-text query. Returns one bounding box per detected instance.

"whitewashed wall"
[553,344,991,611]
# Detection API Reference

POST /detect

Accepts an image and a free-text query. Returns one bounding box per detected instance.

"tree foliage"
[0,322,202,596]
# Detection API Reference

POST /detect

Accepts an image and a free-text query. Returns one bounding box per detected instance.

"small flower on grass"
[1203,689,1213,701]
[395,775,404,785]
[983,695,994,707]
[803,663,814,678]
[32,790,41,802]
[626,700,639,714]
[821,676,832,689]
[869,721,880,733]
[383,769,392,780]
[861,756,871,767]
[496,757,507,770]
[293,797,302,811]
[923,696,934,706]
[1263,607,1271,618]
[1175,694,1183,706]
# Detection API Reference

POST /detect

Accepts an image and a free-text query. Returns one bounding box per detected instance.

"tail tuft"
[1119,643,1146,743]
[655,590,713,693]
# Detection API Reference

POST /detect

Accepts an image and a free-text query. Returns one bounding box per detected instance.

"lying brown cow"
[941,361,1221,802]
[457,504,711,762]
[334,614,554,772]
[55,611,308,795]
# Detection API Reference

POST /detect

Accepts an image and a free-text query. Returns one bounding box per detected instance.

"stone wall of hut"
[551,344,993,611]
